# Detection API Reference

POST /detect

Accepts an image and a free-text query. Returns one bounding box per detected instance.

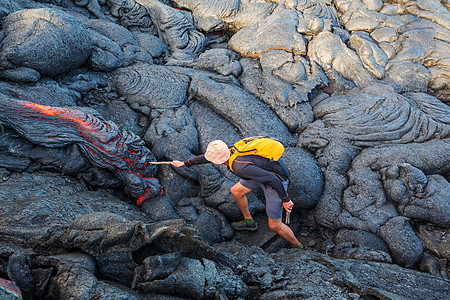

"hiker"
[172,137,304,249]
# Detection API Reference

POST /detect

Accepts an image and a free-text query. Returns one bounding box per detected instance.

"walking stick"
[285,212,290,225]
[147,161,173,165]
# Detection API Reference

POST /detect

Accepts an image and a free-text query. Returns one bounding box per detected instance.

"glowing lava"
[0,96,162,205]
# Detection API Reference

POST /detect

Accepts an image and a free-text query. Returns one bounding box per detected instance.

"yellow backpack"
[228,136,285,172]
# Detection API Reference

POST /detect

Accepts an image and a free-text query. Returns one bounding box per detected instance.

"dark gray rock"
[176,197,202,223]
[189,71,296,146]
[312,171,349,229]
[139,251,183,282]
[379,216,424,268]
[0,242,32,274]
[140,195,180,222]
[57,212,151,254]
[6,253,34,292]
[84,18,155,69]
[0,8,92,79]
[140,220,218,261]
[105,0,154,30]
[283,146,323,209]
[419,251,449,279]
[239,57,316,133]
[0,0,23,19]
[298,91,449,268]
[334,229,390,254]
[382,164,450,227]
[269,249,450,300]
[0,0,449,298]
[331,243,392,263]
[131,223,249,299]
[340,167,398,233]
[0,171,152,246]
[133,32,168,59]
[144,105,199,181]
[352,138,450,176]
[33,253,144,299]
[0,131,89,176]
[189,100,242,151]
[138,0,205,60]
[93,99,145,137]
[202,257,249,299]
[55,68,110,96]
[144,106,198,160]
[86,28,137,72]
[113,64,190,109]
[0,66,41,83]
[42,216,189,287]
[84,18,139,47]
[310,84,450,147]
[194,208,234,245]
[157,165,199,203]
[416,224,450,261]
[0,170,87,214]
[214,242,285,291]
[95,251,138,285]
[0,78,79,107]
[231,213,278,250]
[137,257,205,298]
[168,48,242,78]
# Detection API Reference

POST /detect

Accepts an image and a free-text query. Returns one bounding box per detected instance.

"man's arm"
[172,154,209,168]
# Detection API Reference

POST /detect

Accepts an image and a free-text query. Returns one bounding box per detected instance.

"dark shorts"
[240,179,289,220]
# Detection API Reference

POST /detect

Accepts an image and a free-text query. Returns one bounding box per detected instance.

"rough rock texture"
[0,96,162,205]
[268,248,449,300]
[0,8,92,82]
[188,69,296,146]
[145,0,206,60]
[113,63,191,109]
[0,0,449,299]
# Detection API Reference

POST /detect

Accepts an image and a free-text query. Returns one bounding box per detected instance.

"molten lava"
[0,96,162,205]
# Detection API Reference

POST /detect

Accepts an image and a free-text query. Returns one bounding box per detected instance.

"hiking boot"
[231,220,258,231]
[294,242,306,250]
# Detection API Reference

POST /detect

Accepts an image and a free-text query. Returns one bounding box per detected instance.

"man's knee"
[231,183,249,198]
[268,219,282,233]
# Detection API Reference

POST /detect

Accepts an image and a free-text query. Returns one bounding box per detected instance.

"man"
[172,139,304,249]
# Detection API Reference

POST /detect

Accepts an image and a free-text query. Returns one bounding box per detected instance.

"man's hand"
[171,160,185,167]
[283,200,294,213]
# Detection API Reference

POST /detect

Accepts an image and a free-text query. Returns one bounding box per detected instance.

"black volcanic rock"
[0,0,448,298]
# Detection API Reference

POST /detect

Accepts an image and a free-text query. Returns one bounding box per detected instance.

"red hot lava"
[0,96,162,205]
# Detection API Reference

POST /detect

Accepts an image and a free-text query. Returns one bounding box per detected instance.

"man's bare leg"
[230,182,253,219]
[268,217,301,247]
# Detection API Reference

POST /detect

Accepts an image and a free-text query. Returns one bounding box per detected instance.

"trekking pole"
[147,161,173,165]
[285,212,290,225]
